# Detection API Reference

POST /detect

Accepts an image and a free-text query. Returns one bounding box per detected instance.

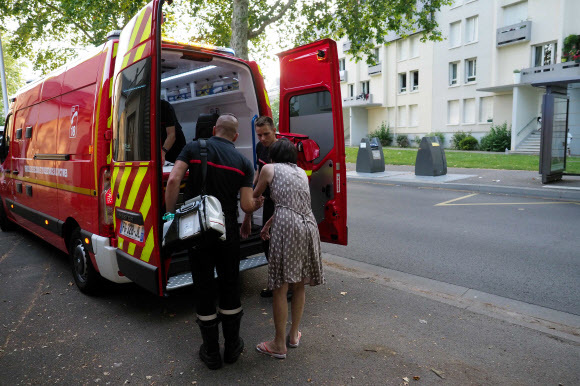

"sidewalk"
[346,163,580,201]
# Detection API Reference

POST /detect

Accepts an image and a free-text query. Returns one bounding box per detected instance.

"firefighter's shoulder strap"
[199,139,208,196]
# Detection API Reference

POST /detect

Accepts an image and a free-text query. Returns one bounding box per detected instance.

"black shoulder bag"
[163,139,226,251]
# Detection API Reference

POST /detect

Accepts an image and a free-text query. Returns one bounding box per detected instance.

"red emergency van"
[0,0,347,296]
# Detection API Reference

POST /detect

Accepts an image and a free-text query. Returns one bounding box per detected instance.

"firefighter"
[165,113,261,369]
[240,116,277,297]
[160,99,186,164]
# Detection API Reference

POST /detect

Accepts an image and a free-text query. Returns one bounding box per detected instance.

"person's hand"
[260,225,270,241]
[240,216,252,239]
[254,196,265,210]
[260,217,273,241]
[161,151,166,165]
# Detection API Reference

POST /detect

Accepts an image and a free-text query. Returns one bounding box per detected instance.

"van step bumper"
[166,254,268,291]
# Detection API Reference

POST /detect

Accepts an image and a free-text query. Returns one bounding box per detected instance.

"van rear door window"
[289,91,333,162]
[113,58,151,162]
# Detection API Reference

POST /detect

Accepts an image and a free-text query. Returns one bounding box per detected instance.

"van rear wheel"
[69,228,102,295]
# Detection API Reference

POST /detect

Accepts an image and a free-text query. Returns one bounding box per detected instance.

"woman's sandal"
[256,341,287,359]
[287,331,301,348]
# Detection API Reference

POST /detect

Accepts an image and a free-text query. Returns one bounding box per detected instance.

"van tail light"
[99,169,115,237]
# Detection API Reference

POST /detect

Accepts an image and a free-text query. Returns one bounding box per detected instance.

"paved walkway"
[346,163,580,201]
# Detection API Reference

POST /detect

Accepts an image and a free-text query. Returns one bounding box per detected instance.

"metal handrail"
[517,116,539,136]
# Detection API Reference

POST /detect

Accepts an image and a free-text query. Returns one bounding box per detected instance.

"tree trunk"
[231,0,250,60]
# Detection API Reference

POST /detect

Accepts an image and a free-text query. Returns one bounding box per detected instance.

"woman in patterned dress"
[253,138,325,359]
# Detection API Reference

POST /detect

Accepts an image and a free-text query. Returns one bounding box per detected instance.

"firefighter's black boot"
[221,311,244,364]
[196,318,222,370]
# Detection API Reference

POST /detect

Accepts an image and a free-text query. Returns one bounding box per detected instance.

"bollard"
[415,136,447,176]
[356,137,385,173]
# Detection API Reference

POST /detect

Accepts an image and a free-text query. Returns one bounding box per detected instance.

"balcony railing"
[342,93,381,108]
[497,21,532,47]
[340,70,347,82]
[367,63,382,76]
[520,61,580,85]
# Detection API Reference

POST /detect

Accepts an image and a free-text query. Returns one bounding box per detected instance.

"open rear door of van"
[277,39,348,245]
[111,0,166,295]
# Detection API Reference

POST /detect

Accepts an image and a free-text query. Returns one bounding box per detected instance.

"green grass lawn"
[345,147,580,174]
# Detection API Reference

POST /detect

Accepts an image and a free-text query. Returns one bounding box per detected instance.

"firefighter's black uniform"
[177,135,253,368]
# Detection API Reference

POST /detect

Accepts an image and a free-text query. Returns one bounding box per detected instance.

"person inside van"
[160,99,186,164]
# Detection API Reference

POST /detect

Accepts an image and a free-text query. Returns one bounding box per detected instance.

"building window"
[397,40,408,61]
[465,16,478,44]
[361,81,370,96]
[398,106,407,127]
[410,36,419,58]
[502,1,528,27]
[409,104,419,127]
[339,58,346,71]
[449,21,461,48]
[388,107,396,127]
[479,97,493,123]
[465,58,477,83]
[411,70,419,91]
[533,43,557,67]
[463,98,476,124]
[449,62,459,85]
[348,84,354,97]
[372,47,380,63]
[448,100,460,125]
[398,73,407,93]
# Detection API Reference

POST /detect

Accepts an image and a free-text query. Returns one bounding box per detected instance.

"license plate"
[120,220,145,242]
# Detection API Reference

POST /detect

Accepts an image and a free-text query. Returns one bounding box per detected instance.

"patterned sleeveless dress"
[267,163,325,290]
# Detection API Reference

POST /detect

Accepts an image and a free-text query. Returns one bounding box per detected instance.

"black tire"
[0,200,16,232]
[69,228,102,295]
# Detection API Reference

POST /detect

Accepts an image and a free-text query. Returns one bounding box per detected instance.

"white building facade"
[339,0,580,154]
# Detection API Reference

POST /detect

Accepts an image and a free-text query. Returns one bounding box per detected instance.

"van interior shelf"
[169,90,244,106]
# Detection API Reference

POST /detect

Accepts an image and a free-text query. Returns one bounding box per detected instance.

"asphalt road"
[323,180,580,316]
[1,228,579,385]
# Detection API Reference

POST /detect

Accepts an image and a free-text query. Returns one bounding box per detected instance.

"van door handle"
[4,170,10,174]
[12,170,18,175]
[322,184,332,198]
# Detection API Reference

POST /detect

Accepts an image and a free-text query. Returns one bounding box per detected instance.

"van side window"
[113,58,152,161]
[288,91,334,162]
[0,114,10,163]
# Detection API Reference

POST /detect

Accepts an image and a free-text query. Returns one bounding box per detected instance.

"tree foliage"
[1,0,452,72]
[0,0,150,73]
[0,37,24,125]
[185,0,452,62]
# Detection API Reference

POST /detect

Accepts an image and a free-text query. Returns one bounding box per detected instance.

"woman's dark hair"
[269,138,297,164]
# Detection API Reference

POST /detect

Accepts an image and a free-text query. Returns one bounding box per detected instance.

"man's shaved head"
[214,114,239,140]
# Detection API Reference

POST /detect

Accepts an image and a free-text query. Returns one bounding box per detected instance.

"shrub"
[480,122,511,152]
[451,131,470,150]
[459,135,479,150]
[396,134,410,148]
[427,132,445,146]
[369,121,393,146]
[413,135,422,146]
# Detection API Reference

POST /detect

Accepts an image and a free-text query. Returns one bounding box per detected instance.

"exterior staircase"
[515,129,541,154]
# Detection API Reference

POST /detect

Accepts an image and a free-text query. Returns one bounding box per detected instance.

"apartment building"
[339,0,580,155]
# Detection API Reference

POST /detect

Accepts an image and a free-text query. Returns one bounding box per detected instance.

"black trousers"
[262,198,275,260]
[189,218,241,317]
